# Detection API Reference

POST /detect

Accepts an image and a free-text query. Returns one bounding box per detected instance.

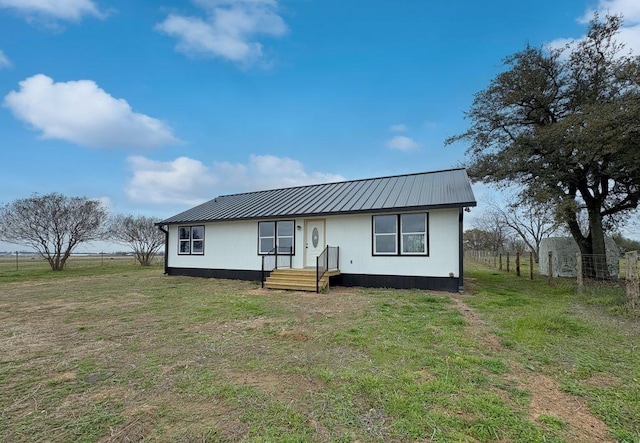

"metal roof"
[158,168,477,225]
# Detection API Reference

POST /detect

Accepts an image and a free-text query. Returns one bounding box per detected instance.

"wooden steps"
[264,268,340,292]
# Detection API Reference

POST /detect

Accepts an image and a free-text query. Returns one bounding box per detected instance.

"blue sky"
[1,0,639,251]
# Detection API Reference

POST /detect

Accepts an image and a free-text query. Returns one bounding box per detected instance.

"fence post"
[548,251,553,285]
[499,253,503,271]
[516,252,521,277]
[15,251,18,271]
[529,252,533,280]
[625,251,639,311]
[506,252,510,273]
[576,252,584,294]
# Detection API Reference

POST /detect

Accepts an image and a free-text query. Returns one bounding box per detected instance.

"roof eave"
[158,201,477,225]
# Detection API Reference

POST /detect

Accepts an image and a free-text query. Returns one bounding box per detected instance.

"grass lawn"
[0,261,638,442]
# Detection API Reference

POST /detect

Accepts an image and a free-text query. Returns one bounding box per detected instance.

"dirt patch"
[227,370,321,405]
[585,374,620,388]
[525,371,611,442]
[450,292,613,443]
[449,295,504,353]
[277,329,310,341]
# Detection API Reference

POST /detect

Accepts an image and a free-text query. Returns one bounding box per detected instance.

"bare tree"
[463,228,498,251]
[484,195,560,262]
[0,193,107,271]
[105,215,164,266]
[472,211,509,252]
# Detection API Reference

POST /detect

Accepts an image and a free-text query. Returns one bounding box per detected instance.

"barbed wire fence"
[0,252,163,274]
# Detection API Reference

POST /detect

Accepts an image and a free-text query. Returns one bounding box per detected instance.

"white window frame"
[276,221,294,254]
[372,213,429,256]
[258,222,275,254]
[178,225,205,255]
[258,220,295,255]
[400,213,427,255]
[373,215,398,255]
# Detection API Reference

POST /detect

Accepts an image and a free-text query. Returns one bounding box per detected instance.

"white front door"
[305,219,325,267]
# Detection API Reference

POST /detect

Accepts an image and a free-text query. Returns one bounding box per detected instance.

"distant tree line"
[0,193,165,271]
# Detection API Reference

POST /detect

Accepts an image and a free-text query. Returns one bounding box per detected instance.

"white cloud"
[125,154,345,205]
[155,0,287,65]
[125,156,216,206]
[215,154,345,191]
[579,0,640,24]
[0,50,11,69]
[389,124,407,132]
[0,0,104,22]
[548,0,640,56]
[616,24,640,54]
[386,135,420,152]
[3,74,181,149]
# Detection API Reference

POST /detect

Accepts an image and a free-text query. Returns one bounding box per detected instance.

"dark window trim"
[371,213,429,257]
[177,225,205,256]
[257,220,296,255]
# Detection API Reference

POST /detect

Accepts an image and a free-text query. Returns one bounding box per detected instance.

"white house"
[157,168,476,292]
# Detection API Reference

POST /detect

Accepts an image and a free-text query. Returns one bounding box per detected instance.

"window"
[373,215,397,254]
[277,221,294,253]
[373,213,428,256]
[258,222,274,254]
[178,225,205,255]
[401,213,427,254]
[258,220,294,254]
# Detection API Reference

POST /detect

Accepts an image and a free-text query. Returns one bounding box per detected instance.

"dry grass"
[1,266,636,442]
[0,271,382,441]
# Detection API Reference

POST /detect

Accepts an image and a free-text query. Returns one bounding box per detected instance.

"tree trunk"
[532,245,540,264]
[588,208,608,279]
[563,205,596,278]
[564,204,608,279]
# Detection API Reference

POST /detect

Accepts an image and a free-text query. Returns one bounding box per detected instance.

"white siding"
[167,220,305,270]
[324,209,460,277]
[167,208,460,277]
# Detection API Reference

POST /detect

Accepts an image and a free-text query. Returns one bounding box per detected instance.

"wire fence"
[577,251,639,312]
[465,250,539,278]
[466,249,639,313]
[0,252,163,275]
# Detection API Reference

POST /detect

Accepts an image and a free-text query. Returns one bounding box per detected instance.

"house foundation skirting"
[166,267,263,282]
[165,267,461,292]
[330,273,460,292]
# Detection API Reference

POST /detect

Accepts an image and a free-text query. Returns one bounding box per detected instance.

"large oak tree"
[0,193,108,271]
[448,15,640,277]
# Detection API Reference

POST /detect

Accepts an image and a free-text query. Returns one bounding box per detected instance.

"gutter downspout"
[157,224,169,275]
[458,208,464,293]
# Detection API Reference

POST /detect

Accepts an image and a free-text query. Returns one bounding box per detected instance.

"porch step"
[264,269,339,292]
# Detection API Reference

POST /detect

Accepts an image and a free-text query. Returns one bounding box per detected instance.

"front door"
[305,219,325,267]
